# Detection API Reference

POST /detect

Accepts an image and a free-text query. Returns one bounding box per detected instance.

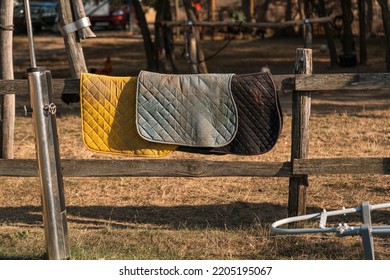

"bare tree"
[133,0,156,70]
[183,0,208,73]
[339,0,357,66]
[285,0,293,22]
[155,0,177,72]
[242,0,255,21]
[298,0,312,48]
[358,0,367,65]
[377,0,390,71]
[316,0,338,66]
[256,0,272,22]
[367,0,374,36]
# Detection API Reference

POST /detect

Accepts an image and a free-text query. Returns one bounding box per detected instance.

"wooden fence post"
[288,48,312,217]
[0,0,15,159]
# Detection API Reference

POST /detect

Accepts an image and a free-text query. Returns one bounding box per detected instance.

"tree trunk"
[173,0,180,37]
[0,0,15,159]
[377,0,390,71]
[155,0,167,72]
[316,0,338,66]
[298,0,312,48]
[183,0,208,74]
[358,0,367,65]
[210,0,216,21]
[133,0,156,70]
[242,0,249,21]
[340,0,355,54]
[285,0,293,21]
[242,0,255,21]
[155,0,177,73]
[367,0,374,36]
[257,0,271,22]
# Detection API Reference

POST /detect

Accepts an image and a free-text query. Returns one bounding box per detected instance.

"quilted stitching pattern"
[211,72,283,155]
[136,71,238,147]
[80,73,177,157]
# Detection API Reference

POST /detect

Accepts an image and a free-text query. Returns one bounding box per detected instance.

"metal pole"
[23,0,36,67]
[24,0,70,260]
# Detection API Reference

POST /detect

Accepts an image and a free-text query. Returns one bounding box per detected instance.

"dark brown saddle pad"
[208,72,283,155]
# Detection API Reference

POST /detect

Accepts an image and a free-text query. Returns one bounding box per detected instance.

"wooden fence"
[0,49,389,217]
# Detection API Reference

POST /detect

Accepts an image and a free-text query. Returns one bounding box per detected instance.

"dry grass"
[1,31,389,260]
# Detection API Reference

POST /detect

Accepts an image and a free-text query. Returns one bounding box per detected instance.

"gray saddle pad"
[136,70,238,147]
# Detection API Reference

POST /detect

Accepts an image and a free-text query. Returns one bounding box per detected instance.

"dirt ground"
[13,29,388,77]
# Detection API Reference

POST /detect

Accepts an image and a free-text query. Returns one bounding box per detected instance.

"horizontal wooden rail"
[0,76,294,95]
[160,17,331,28]
[1,158,388,178]
[3,77,281,95]
[0,159,292,177]
[295,73,390,91]
[2,73,390,96]
[293,158,390,175]
[0,78,81,96]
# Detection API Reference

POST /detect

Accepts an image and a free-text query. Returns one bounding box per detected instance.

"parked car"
[14,0,59,33]
[84,0,131,30]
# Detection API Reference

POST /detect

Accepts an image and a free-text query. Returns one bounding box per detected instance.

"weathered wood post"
[71,0,96,40]
[288,48,312,217]
[57,0,89,78]
[0,0,15,159]
[57,0,95,103]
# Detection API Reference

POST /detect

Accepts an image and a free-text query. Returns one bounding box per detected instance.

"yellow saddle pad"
[80,73,177,157]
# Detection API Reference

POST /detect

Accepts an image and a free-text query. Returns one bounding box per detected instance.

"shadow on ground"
[1,202,389,230]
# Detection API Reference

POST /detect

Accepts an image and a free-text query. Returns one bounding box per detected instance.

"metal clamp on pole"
[61,17,91,35]
[24,0,70,260]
